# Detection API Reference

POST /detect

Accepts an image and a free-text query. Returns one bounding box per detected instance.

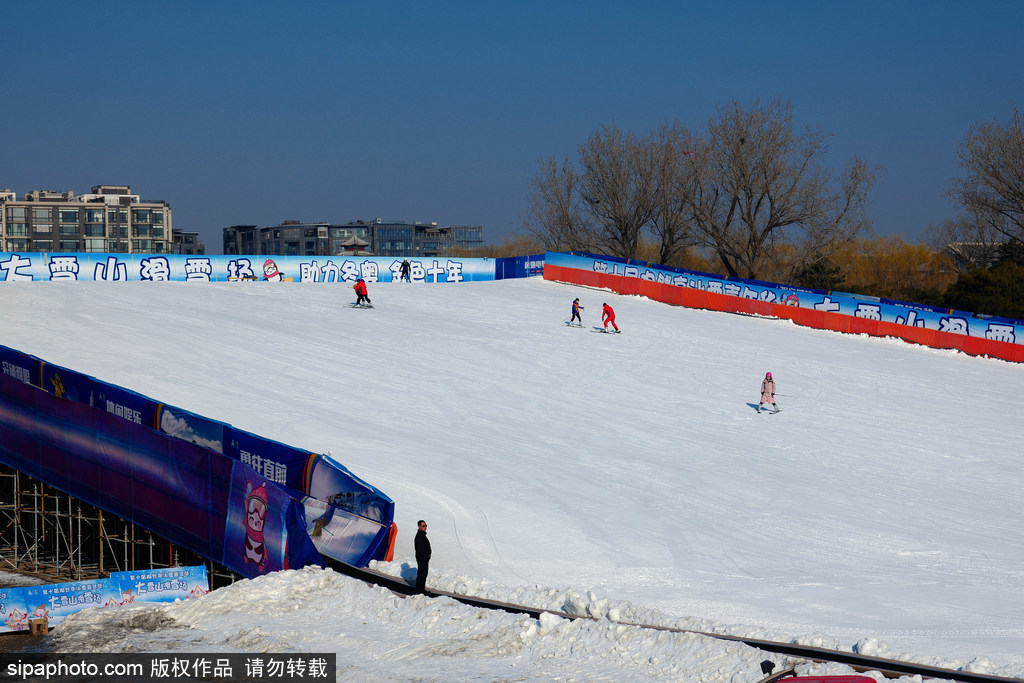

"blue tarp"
[0,343,395,574]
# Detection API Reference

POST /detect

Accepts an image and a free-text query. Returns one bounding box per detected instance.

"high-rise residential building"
[0,185,175,254]
[223,219,483,257]
[172,230,206,255]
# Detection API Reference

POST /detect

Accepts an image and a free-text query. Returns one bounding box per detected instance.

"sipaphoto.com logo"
[0,653,337,682]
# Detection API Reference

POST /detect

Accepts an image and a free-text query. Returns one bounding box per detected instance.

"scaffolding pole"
[0,464,239,587]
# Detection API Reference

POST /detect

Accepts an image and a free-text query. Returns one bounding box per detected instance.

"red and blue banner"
[544,251,1024,363]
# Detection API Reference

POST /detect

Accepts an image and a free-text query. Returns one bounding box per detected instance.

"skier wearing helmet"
[758,372,780,414]
[353,278,372,307]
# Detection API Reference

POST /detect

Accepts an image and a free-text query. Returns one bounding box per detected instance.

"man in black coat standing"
[414,519,431,594]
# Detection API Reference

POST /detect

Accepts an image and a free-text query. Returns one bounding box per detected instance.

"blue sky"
[6,1,1022,253]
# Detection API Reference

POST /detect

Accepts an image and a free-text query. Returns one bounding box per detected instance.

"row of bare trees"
[523,101,1024,286]
[522,99,877,281]
[927,104,1024,259]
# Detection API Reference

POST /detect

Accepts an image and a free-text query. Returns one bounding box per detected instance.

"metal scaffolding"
[0,464,239,588]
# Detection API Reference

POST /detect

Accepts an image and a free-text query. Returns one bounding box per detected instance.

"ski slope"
[1,277,1022,681]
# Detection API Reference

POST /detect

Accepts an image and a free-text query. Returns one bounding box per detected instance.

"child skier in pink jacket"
[758,372,780,413]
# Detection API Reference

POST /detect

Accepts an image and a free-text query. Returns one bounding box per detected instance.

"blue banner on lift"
[0,347,39,387]
[224,428,311,490]
[0,342,394,572]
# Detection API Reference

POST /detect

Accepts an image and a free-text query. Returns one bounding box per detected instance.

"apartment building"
[0,185,175,254]
[223,219,483,257]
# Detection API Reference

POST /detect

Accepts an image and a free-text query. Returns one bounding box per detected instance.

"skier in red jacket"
[353,278,371,307]
[602,303,619,332]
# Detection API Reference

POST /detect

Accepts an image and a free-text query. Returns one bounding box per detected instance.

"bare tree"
[949,104,1024,245]
[522,156,596,252]
[681,99,875,280]
[577,124,659,260]
[649,121,697,265]
[924,216,1004,272]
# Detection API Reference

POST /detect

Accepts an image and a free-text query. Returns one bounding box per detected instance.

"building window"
[85,239,106,252]
[151,227,164,238]
[60,224,79,235]
[33,224,53,234]
[132,209,163,224]
[59,240,79,252]
[6,207,28,221]
[32,208,51,221]
[85,208,104,223]
[33,240,53,250]
[7,223,28,236]
[6,238,29,251]
[59,209,79,222]
[85,224,105,237]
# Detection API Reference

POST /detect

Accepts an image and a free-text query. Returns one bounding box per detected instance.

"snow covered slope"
[1,277,1021,680]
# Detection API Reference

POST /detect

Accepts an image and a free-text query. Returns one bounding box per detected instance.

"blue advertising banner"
[0,253,497,283]
[546,251,1024,345]
[40,363,98,406]
[22,579,123,628]
[156,403,227,453]
[90,381,161,430]
[495,254,545,279]
[111,565,210,604]
[0,347,39,387]
[224,428,310,490]
[0,567,210,633]
[304,455,393,526]
[0,587,30,633]
[302,497,392,567]
[37,364,158,429]
[223,463,293,578]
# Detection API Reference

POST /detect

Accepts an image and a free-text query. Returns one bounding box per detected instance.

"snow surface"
[1,277,1022,682]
